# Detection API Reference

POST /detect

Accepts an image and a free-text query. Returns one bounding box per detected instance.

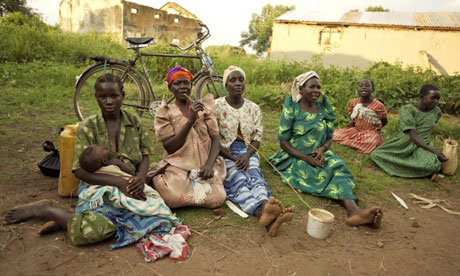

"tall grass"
[1,12,459,126]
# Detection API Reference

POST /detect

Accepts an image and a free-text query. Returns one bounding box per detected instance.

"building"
[59,0,201,45]
[270,11,460,75]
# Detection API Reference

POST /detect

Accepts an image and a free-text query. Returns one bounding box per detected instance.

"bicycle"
[74,23,226,121]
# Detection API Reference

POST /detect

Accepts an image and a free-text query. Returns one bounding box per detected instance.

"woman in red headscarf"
[147,66,226,208]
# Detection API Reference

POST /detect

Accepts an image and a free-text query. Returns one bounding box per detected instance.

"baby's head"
[79,145,109,172]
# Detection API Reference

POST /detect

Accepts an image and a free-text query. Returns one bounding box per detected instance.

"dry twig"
[191,228,240,254]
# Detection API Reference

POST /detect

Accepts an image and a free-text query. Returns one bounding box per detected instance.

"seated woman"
[3,73,180,249]
[333,78,388,153]
[215,66,295,237]
[269,71,383,228]
[148,66,226,208]
[370,84,447,178]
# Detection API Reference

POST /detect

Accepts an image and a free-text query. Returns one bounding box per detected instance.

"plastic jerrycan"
[58,124,79,197]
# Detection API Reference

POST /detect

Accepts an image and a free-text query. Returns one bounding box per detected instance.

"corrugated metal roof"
[276,11,460,30]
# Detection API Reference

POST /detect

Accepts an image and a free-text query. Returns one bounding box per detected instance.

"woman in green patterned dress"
[269,71,383,228]
[370,84,447,178]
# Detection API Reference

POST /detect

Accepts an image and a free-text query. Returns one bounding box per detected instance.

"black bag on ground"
[37,141,60,177]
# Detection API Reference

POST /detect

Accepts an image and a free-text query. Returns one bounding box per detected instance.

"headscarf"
[291,71,320,102]
[223,65,246,85]
[166,66,193,85]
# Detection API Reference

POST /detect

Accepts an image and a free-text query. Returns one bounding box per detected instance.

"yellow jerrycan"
[58,124,79,197]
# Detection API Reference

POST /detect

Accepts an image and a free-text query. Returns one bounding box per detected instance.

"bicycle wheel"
[74,63,147,121]
[193,75,225,100]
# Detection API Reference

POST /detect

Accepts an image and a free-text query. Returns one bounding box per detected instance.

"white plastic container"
[306,208,334,239]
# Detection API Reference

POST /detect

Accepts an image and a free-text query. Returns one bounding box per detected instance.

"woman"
[370,84,447,178]
[269,71,383,228]
[333,78,388,153]
[148,66,226,208]
[3,73,180,249]
[215,66,294,237]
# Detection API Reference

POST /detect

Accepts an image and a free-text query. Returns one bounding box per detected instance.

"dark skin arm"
[126,154,149,198]
[73,168,145,200]
[311,139,333,166]
[280,139,324,168]
[219,140,259,171]
[406,129,448,162]
[106,159,136,175]
[162,101,204,154]
[200,134,221,179]
[381,118,388,127]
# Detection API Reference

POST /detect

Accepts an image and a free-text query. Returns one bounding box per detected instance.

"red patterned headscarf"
[166,66,193,85]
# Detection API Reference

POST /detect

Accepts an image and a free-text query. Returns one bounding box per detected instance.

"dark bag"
[37,141,60,177]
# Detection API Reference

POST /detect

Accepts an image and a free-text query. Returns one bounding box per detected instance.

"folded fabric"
[190,169,214,204]
[136,225,191,262]
[79,184,178,221]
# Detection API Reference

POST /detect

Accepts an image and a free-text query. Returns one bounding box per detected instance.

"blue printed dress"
[269,95,357,201]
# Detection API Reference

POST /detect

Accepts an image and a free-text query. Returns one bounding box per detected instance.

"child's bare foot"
[259,197,283,227]
[2,199,52,225]
[346,206,383,228]
[38,221,62,235]
[268,206,295,237]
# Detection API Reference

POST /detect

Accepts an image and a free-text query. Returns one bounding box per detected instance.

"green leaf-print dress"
[269,95,357,201]
[370,104,441,178]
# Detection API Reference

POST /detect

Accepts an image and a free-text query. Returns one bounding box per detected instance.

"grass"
[1,62,459,233]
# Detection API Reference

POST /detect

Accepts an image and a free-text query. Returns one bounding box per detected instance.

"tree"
[0,0,36,17]
[240,4,295,55]
[365,6,389,12]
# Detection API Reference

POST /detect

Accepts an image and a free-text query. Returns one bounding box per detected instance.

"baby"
[79,144,134,180]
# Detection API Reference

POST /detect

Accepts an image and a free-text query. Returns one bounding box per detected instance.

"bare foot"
[268,206,295,237]
[259,197,283,227]
[346,206,383,228]
[38,221,62,235]
[2,199,52,225]
[371,208,383,229]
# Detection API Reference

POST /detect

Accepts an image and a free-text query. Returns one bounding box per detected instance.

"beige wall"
[123,2,201,44]
[270,22,460,75]
[59,0,123,41]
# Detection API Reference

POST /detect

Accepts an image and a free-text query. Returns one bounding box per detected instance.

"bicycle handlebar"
[170,22,210,51]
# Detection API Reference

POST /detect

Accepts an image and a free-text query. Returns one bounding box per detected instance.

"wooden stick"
[185,94,312,210]
[207,255,226,266]
[191,228,240,254]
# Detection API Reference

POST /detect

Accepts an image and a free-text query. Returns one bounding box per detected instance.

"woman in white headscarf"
[269,71,383,228]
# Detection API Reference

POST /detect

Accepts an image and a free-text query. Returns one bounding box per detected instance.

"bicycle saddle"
[125,37,154,45]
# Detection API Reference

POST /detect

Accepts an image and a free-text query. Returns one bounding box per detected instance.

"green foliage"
[365,6,390,12]
[0,0,36,17]
[240,4,295,55]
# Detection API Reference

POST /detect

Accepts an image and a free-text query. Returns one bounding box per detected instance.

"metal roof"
[276,11,460,30]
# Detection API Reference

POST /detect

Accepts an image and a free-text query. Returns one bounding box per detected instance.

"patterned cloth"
[75,182,176,250]
[149,93,226,208]
[269,95,357,200]
[137,225,191,262]
[72,110,154,172]
[80,166,180,218]
[370,104,442,177]
[215,97,263,149]
[67,211,117,246]
[333,98,387,153]
[223,141,271,214]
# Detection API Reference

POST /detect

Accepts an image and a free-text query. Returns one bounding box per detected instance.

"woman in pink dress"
[333,79,388,153]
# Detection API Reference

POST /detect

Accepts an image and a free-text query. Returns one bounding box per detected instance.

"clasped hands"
[303,146,326,168]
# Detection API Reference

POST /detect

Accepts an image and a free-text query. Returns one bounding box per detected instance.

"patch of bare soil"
[1,128,460,276]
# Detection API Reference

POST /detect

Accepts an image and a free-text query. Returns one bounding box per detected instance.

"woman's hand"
[236,153,250,171]
[302,155,324,168]
[433,150,449,162]
[115,178,146,200]
[127,176,147,200]
[199,164,214,180]
[189,100,204,122]
[312,147,325,166]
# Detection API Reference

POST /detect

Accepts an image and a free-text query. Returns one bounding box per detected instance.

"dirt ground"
[1,135,460,276]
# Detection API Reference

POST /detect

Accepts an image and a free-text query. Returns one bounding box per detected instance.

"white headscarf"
[291,71,320,102]
[223,65,246,85]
